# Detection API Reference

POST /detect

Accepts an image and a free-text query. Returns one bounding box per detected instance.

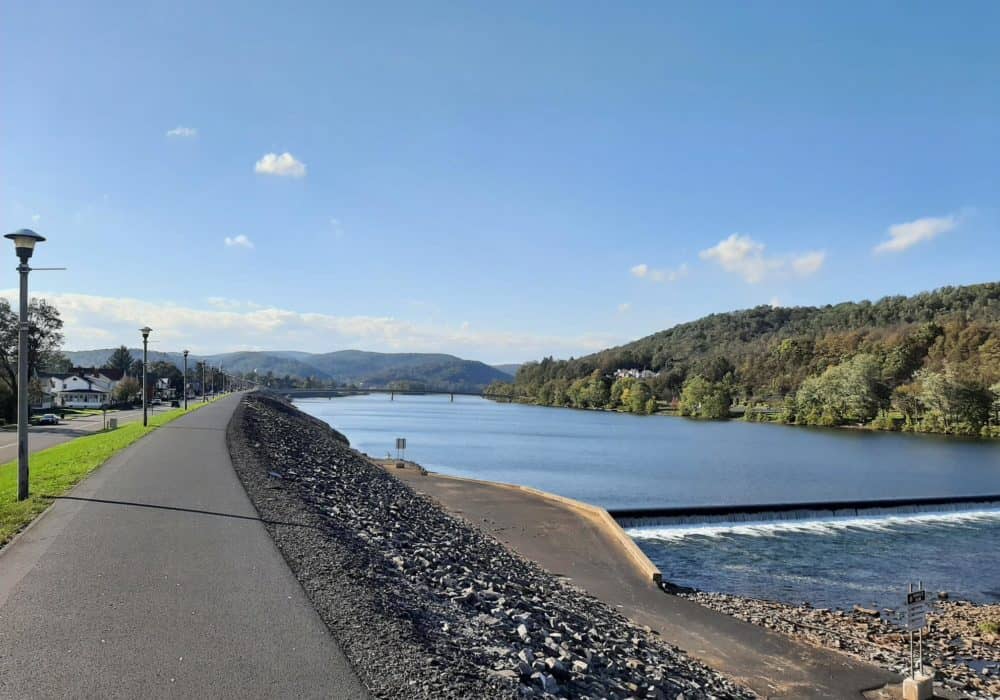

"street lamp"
[140,326,152,426]
[4,229,45,501]
[183,350,189,410]
[202,362,207,402]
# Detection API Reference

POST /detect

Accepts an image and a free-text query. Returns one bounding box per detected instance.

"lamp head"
[139,326,152,340]
[4,229,45,261]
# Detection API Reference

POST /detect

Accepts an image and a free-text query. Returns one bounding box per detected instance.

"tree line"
[485,282,1000,437]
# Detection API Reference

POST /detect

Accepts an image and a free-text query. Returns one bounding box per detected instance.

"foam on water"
[625,505,1000,541]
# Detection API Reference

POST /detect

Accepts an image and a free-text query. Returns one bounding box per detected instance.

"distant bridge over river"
[283,388,495,402]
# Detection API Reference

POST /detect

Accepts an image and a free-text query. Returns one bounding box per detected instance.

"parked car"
[170,400,180,407]
[151,398,162,406]
[38,414,60,425]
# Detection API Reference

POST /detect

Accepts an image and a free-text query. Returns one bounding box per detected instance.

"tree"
[678,375,731,419]
[104,345,135,375]
[113,376,141,403]
[0,298,64,420]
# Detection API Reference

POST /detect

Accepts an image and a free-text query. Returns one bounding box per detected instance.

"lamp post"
[140,327,152,426]
[202,362,207,402]
[4,229,45,501]
[183,350,189,410]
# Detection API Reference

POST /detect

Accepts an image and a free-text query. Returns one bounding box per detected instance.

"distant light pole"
[140,326,152,426]
[4,229,45,501]
[202,362,207,402]
[183,350,189,410]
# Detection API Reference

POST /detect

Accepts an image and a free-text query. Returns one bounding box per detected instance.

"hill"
[492,363,522,377]
[63,348,508,393]
[488,282,1000,437]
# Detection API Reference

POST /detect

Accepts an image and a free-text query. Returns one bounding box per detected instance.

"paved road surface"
[389,463,898,699]
[0,394,367,699]
[0,407,153,464]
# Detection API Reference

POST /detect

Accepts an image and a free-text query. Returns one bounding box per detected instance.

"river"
[296,394,1000,610]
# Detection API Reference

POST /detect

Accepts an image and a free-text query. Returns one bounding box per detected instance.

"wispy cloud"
[330,217,344,238]
[254,152,306,178]
[700,234,825,283]
[630,262,689,283]
[874,214,957,254]
[166,126,198,138]
[224,234,254,249]
[0,290,619,364]
[617,302,631,314]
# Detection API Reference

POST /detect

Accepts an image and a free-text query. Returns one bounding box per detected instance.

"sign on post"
[905,589,928,630]
[395,437,407,466]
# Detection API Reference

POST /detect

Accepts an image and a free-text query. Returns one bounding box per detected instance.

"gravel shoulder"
[227,393,753,699]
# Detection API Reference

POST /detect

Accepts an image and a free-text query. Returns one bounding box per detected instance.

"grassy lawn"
[0,399,218,547]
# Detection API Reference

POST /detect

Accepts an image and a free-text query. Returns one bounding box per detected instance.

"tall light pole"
[202,362,207,402]
[183,350,189,410]
[5,229,45,501]
[140,327,152,426]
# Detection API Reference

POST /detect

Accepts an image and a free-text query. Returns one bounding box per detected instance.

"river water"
[296,394,1000,610]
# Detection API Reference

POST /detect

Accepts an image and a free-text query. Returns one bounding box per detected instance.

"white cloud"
[617,302,631,314]
[224,234,254,249]
[630,262,688,283]
[769,297,782,308]
[254,152,306,177]
[0,290,618,364]
[699,234,825,283]
[874,215,957,253]
[166,126,198,138]
[791,250,826,277]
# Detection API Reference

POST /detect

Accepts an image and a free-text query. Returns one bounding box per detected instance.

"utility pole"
[140,327,152,426]
[183,350,189,410]
[4,229,45,501]
[202,362,207,402]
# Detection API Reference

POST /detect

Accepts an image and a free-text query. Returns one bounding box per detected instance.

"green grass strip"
[0,399,219,547]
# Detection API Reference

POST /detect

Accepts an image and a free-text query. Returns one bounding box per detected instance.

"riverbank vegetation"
[485,282,1000,436]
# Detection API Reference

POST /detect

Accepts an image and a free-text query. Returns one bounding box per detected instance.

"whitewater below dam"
[297,394,1000,610]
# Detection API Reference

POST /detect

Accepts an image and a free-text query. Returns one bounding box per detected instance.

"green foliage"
[104,345,135,374]
[678,375,732,418]
[490,282,1000,436]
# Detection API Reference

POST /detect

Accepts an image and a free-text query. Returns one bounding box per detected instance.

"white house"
[39,368,125,408]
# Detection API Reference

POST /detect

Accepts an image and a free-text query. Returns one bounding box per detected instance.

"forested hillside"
[64,348,507,392]
[486,282,1000,437]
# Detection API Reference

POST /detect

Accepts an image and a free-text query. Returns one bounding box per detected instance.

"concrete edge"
[377,459,663,586]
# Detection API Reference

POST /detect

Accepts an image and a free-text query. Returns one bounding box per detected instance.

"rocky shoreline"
[227,393,753,699]
[680,591,999,699]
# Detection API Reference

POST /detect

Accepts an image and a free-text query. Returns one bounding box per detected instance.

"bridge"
[282,388,491,402]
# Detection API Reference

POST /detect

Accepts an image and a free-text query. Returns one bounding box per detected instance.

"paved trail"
[0,394,367,699]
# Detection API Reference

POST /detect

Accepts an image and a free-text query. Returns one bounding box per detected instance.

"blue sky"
[1,1,997,363]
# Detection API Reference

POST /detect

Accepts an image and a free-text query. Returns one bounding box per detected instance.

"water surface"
[297,394,1000,609]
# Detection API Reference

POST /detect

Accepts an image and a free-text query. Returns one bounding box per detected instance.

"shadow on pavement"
[54,495,321,530]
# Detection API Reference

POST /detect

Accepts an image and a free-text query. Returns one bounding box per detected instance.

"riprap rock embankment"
[227,393,753,700]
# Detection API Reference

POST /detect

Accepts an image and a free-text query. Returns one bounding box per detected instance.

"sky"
[1,1,997,363]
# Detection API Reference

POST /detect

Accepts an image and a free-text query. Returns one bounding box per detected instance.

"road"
[0,393,367,699]
[0,405,177,464]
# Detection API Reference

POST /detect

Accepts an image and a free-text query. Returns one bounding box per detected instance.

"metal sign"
[905,589,928,630]
[395,438,406,450]
[905,583,931,680]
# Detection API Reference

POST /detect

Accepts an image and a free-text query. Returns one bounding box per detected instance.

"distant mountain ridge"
[62,348,509,392]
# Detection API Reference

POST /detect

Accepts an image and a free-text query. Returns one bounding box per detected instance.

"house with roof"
[38,368,126,408]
